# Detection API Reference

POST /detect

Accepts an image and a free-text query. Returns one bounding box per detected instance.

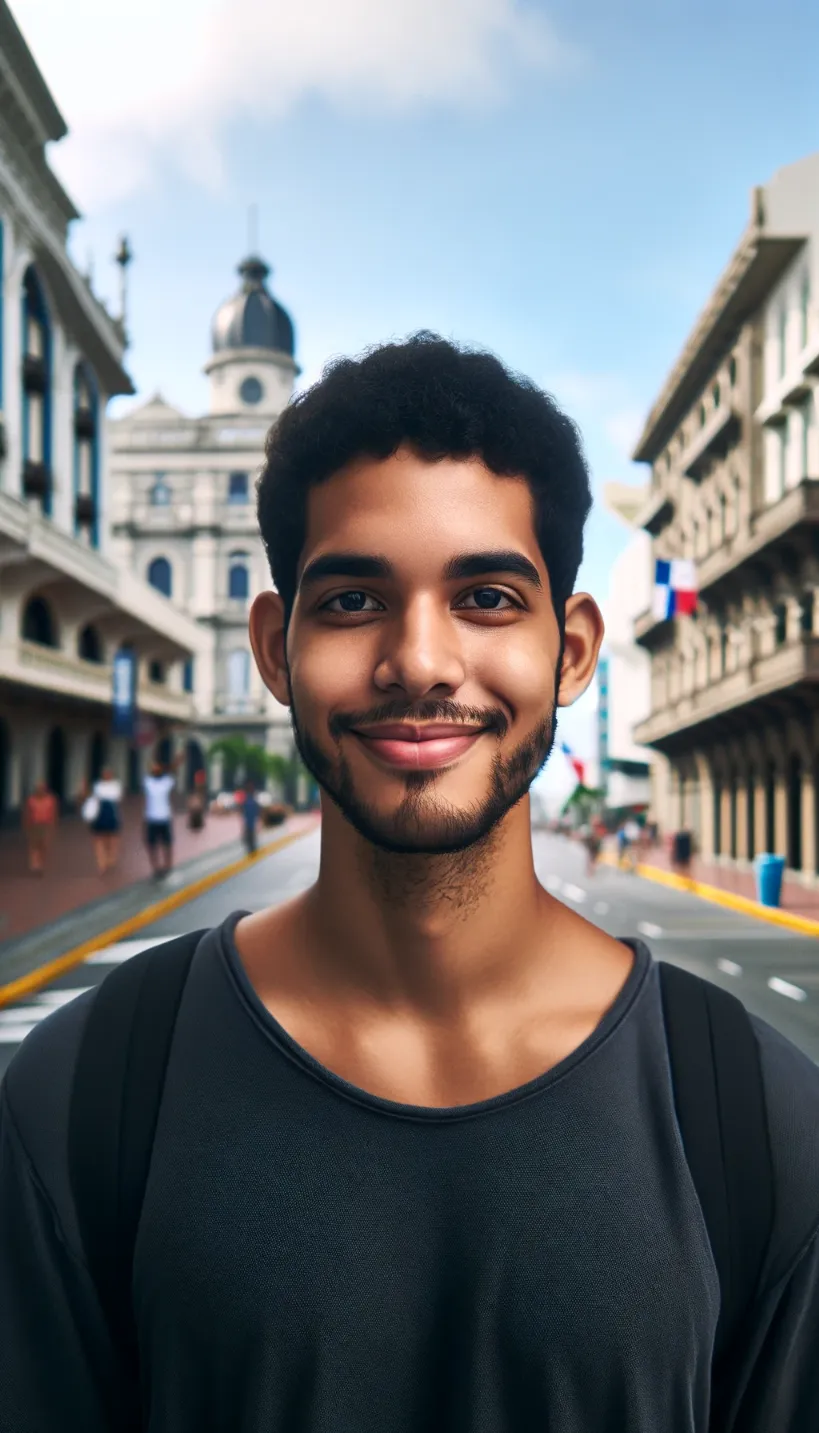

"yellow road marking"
[599,850,819,937]
[0,821,317,1010]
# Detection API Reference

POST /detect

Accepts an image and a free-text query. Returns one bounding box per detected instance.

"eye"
[456,587,522,612]
[321,590,384,614]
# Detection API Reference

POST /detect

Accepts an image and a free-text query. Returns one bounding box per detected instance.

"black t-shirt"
[2,916,819,1431]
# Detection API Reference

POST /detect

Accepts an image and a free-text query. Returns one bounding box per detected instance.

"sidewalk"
[0,797,264,944]
[627,840,819,921]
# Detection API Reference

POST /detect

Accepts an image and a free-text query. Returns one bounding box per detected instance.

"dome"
[211,256,295,358]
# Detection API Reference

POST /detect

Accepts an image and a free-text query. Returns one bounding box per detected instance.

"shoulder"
[751,1011,819,1284]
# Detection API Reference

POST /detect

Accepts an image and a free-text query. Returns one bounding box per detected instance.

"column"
[774,771,788,858]
[736,786,749,860]
[801,768,817,878]
[694,754,714,859]
[754,782,766,855]
[720,787,731,859]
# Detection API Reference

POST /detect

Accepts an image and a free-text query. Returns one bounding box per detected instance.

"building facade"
[632,153,819,876]
[109,256,298,771]
[0,0,203,822]
[600,483,653,816]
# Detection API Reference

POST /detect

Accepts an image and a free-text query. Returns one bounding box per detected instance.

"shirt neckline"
[219,911,654,1123]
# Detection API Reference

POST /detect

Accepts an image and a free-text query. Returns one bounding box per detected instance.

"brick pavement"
[0,796,259,943]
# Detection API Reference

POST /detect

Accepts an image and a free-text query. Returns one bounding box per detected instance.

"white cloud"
[12,0,582,209]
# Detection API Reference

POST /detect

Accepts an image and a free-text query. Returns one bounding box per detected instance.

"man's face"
[251,450,601,855]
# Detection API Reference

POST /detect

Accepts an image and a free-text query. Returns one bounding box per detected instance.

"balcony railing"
[680,404,740,480]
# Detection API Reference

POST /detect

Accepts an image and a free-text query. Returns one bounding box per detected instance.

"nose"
[373,594,466,698]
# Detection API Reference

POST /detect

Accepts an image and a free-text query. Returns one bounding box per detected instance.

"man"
[241,779,261,855]
[1,335,818,1430]
[21,778,58,875]
[142,757,177,877]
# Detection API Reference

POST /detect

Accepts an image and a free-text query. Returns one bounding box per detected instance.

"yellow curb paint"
[598,849,819,938]
[0,820,318,1010]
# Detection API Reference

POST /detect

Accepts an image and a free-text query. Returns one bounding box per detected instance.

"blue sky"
[12,0,819,804]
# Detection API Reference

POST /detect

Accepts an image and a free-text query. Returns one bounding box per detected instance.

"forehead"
[301,451,541,571]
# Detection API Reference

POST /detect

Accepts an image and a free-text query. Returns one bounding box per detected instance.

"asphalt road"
[2,826,819,1077]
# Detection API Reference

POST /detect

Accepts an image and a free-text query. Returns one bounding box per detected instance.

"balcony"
[212,692,268,718]
[680,404,740,480]
[635,487,674,536]
[21,354,47,394]
[74,493,96,528]
[22,460,51,500]
[698,476,819,595]
[634,606,673,648]
[634,634,819,748]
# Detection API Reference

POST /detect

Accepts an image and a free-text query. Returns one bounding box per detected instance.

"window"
[699,403,706,428]
[779,420,790,496]
[228,552,250,600]
[147,556,172,597]
[228,471,249,504]
[150,477,171,506]
[774,603,788,646]
[227,648,250,698]
[729,356,737,387]
[22,595,57,648]
[712,382,720,409]
[21,266,52,515]
[73,361,99,546]
[802,395,812,478]
[720,491,727,543]
[778,304,787,378]
[801,271,811,350]
[720,626,728,675]
[78,624,102,663]
[801,592,815,636]
[183,657,195,693]
[148,659,166,684]
[240,376,263,405]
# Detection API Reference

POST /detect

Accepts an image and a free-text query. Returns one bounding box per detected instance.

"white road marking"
[593,901,609,915]
[0,1024,38,1044]
[563,883,586,903]
[86,936,176,964]
[717,959,743,977]
[637,921,663,938]
[768,977,808,1002]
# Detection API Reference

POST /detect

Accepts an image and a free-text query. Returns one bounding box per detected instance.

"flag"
[560,742,585,785]
[652,558,697,620]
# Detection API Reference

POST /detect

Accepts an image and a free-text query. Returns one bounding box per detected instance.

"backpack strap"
[68,929,205,1418]
[658,962,775,1398]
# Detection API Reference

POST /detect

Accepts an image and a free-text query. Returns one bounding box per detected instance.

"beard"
[289,692,558,856]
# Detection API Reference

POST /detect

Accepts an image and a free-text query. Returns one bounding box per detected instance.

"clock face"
[240,375,264,405]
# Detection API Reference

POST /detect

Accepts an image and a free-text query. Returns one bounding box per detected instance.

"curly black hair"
[256,332,592,626]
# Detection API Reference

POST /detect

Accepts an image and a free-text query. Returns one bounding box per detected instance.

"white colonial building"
[109,255,298,773]
[0,0,204,822]
[600,483,654,817]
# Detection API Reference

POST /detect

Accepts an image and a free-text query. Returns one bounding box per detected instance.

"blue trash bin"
[754,853,785,908]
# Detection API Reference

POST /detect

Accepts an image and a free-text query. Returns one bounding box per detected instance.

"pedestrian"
[22,778,58,875]
[583,824,601,876]
[143,757,177,878]
[186,769,208,831]
[4,334,819,1428]
[241,779,260,855]
[82,766,123,874]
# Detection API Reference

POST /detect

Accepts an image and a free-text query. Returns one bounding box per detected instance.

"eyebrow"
[298,549,543,591]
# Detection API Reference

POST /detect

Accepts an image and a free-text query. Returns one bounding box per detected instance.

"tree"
[561,782,605,826]
[208,736,291,790]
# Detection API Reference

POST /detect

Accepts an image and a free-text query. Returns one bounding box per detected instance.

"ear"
[557,592,605,708]
[249,591,291,707]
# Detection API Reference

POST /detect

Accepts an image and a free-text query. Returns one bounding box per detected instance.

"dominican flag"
[653,558,697,620]
[561,742,585,785]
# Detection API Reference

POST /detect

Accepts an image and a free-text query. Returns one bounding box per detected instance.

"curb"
[599,850,819,937]
[0,821,317,1010]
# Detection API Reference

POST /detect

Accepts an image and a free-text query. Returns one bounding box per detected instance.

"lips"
[350,723,486,771]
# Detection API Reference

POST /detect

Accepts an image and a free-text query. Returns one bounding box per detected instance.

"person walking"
[82,767,123,875]
[3,335,819,1430]
[241,780,261,856]
[142,758,177,878]
[22,778,58,875]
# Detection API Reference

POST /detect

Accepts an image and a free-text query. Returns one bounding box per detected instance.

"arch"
[227,648,250,699]
[46,726,66,804]
[147,555,172,598]
[78,623,103,663]
[21,265,53,515]
[89,731,107,785]
[73,360,99,545]
[22,594,57,647]
[228,552,250,601]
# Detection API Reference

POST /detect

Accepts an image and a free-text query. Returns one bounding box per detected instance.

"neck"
[303,794,559,1016]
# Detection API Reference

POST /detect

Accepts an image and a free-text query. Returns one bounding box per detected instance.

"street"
[2,826,819,1078]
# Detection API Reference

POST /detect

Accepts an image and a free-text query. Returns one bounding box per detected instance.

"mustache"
[328,699,509,741]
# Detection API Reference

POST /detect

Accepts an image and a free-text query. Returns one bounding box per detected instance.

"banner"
[112,647,137,738]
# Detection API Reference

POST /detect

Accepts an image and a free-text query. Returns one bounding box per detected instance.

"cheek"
[476,636,556,716]
[289,634,369,711]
